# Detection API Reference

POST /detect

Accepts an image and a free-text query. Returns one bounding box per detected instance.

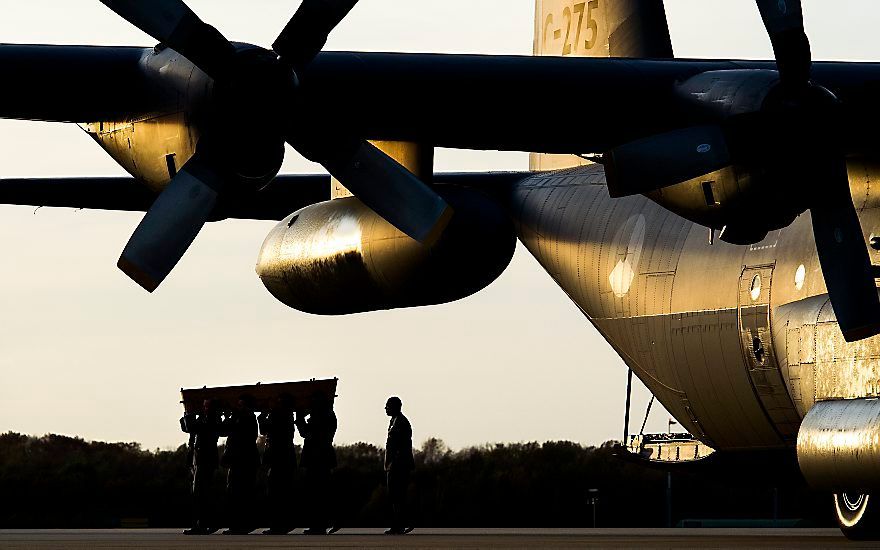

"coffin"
[180,378,337,414]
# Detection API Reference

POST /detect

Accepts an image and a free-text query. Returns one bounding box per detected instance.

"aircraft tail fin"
[531,0,674,171]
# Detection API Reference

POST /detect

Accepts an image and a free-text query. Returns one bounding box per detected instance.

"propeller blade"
[604,126,731,198]
[810,160,880,342]
[99,0,236,80]
[118,152,223,292]
[273,0,359,72]
[755,0,811,87]
[302,139,453,244]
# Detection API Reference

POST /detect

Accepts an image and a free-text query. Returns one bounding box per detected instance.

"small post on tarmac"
[773,487,779,522]
[624,369,633,446]
[666,418,677,528]
[587,489,599,528]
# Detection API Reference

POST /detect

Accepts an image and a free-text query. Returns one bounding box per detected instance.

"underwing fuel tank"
[256,187,516,314]
[798,399,880,491]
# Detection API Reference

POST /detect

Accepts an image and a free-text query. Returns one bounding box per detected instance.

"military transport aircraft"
[3,0,880,538]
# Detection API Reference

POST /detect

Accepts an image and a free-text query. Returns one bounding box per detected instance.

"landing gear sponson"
[799,399,880,540]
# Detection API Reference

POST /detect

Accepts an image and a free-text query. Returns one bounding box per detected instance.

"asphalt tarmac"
[0,528,866,549]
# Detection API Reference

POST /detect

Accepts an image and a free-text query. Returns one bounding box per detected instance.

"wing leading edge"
[0,172,530,221]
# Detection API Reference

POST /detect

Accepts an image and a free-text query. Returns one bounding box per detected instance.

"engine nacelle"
[645,165,801,245]
[676,69,780,119]
[640,70,806,244]
[798,398,880,491]
[256,187,516,314]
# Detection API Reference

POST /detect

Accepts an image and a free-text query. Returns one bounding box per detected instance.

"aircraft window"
[750,274,762,301]
[871,234,880,251]
[752,337,765,364]
[288,214,300,228]
[795,264,806,290]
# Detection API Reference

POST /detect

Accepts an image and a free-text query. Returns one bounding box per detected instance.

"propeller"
[100,0,452,292]
[756,0,812,88]
[98,0,236,80]
[118,147,222,292]
[604,126,731,199]
[603,0,880,342]
[810,159,880,342]
[273,0,359,73]
[753,0,880,342]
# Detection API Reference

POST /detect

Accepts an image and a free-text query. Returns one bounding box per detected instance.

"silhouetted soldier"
[384,396,415,535]
[180,398,223,535]
[220,394,260,535]
[295,392,337,535]
[258,394,297,535]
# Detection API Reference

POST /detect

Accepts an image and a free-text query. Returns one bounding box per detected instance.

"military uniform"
[296,406,337,533]
[221,409,259,533]
[385,412,415,533]
[258,409,297,533]
[180,411,222,533]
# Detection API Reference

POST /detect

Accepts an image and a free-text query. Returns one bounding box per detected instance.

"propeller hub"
[758,83,842,165]
[212,46,296,126]
[207,46,294,189]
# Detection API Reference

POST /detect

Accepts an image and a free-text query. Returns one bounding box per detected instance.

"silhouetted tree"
[0,433,832,528]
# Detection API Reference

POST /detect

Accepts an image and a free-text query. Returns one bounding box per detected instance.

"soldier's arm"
[387,423,400,464]
[294,413,310,439]
[180,413,198,434]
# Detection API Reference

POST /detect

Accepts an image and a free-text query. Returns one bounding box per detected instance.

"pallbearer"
[180,399,222,535]
[220,394,260,535]
[384,396,415,535]
[296,392,338,535]
[258,394,298,535]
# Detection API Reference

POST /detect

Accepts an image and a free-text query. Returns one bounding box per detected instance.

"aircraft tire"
[834,492,880,540]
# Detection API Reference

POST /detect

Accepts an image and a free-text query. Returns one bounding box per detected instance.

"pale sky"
[1,1,878,451]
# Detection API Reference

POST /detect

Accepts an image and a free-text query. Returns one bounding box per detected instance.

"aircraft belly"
[505,166,797,450]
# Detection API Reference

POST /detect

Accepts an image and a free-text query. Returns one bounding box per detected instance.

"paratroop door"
[738,265,800,440]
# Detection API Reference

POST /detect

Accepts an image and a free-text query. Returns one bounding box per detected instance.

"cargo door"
[738,265,800,441]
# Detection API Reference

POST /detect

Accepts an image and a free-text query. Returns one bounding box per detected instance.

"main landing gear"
[835,492,880,540]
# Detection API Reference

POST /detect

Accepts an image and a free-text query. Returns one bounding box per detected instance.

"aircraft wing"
[0,45,160,122]
[0,172,531,221]
[299,53,880,155]
[2,45,879,152]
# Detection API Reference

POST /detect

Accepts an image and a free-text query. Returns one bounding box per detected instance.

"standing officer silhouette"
[220,394,260,535]
[295,392,337,535]
[258,394,298,535]
[180,398,223,535]
[384,396,414,535]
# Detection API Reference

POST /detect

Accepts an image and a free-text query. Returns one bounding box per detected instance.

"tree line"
[0,433,834,528]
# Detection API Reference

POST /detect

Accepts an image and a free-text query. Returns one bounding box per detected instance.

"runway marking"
[0,528,852,549]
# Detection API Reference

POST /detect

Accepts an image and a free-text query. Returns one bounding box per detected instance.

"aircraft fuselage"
[504,163,880,451]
